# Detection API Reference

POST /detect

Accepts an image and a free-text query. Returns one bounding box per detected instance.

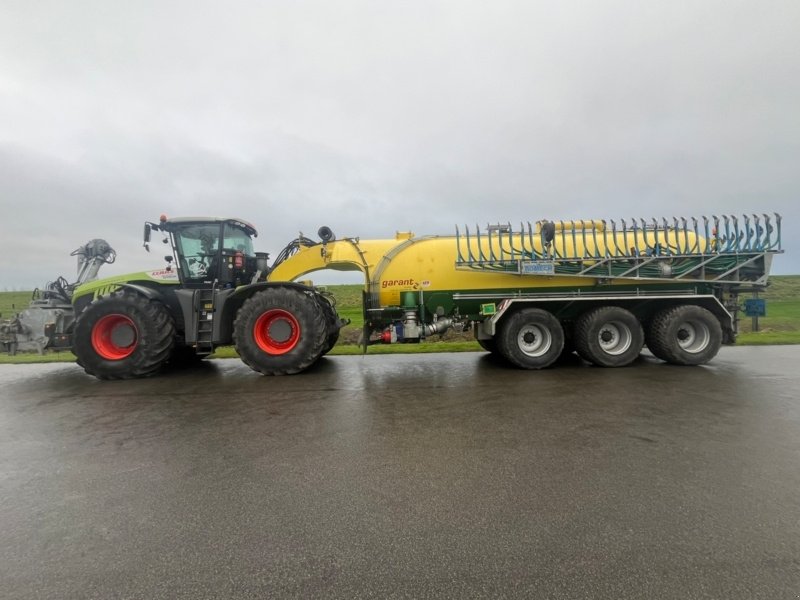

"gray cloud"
[1,0,798,290]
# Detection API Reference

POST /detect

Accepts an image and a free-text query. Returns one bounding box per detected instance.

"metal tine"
[671,217,679,253]
[722,215,731,252]
[731,215,741,252]
[651,218,660,256]
[590,220,599,258]
[753,214,764,251]
[762,213,773,250]
[456,225,463,263]
[570,221,578,260]
[601,219,609,257]
[757,213,768,251]
[762,213,772,250]
[506,222,513,261]
[609,219,618,257]
[559,220,567,260]
[774,213,782,249]
[621,219,628,257]
[468,225,477,263]
[680,217,689,254]
[526,221,535,259]
[692,217,701,254]
[640,218,649,254]
[712,215,720,252]
[497,223,504,262]
[486,224,495,262]
[664,217,680,254]
[662,217,670,254]
[475,225,485,263]
[743,214,752,251]
[631,218,639,257]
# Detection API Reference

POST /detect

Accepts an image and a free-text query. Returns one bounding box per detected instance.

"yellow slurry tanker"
[0,213,783,378]
[271,214,782,369]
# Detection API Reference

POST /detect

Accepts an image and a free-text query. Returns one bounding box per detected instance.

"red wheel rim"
[253,309,300,355]
[91,314,138,360]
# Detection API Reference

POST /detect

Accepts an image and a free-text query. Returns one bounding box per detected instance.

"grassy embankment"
[1,276,799,364]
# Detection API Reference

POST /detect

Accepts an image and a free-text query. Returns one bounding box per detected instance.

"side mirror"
[143,223,152,252]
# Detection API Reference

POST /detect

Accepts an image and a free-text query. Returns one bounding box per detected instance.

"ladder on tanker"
[455,213,782,287]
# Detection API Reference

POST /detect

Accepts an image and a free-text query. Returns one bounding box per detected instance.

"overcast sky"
[1,0,798,290]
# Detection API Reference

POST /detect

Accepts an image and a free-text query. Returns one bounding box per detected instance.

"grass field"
[2,276,798,364]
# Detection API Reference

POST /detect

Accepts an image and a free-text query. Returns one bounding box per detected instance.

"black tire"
[574,306,644,367]
[497,308,564,369]
[317,296,340,356]
[233,287,327,375]
[646,305,722,366]
[476,337,497,353]
[72,292,175,380]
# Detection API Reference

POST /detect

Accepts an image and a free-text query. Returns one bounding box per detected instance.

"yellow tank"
[269,220,711,307]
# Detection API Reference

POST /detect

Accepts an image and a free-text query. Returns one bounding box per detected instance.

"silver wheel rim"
[517,324,552,357]
[598,321,633,356]
[676,320,711,353]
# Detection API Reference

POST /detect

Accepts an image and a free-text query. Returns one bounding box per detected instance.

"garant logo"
[382,278,417,289]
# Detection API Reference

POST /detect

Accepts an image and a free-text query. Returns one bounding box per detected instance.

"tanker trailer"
[268,213,782,369]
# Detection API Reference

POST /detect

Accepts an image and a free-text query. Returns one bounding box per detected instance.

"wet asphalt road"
[1,347,799,600]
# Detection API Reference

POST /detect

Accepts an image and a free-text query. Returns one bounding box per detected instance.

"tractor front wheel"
[73,292,175,379]
[233,287,327,375]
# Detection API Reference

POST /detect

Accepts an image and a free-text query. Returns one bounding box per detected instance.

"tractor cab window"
[174,224,221,281]
[222,224,255,257]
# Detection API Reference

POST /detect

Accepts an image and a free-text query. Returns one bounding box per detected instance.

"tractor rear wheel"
[233,287,327,375]
[73,292,175,379]
[497,307,564,369]
[574,306,644,367]
[646,305,722,366]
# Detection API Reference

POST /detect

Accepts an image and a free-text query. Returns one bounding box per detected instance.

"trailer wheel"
[73,292,175,379]
[497,308,564,369]
[646,305,722,366]
[233,287,327,375]
[574,306,644,367]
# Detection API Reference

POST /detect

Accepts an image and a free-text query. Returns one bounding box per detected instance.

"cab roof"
[159,216,258,237]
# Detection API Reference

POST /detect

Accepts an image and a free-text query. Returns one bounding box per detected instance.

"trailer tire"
[646,305,722,366]
[233,287,327,375]
[73,292,175,380]
[497,308,564,369]
[575,306,644,367]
